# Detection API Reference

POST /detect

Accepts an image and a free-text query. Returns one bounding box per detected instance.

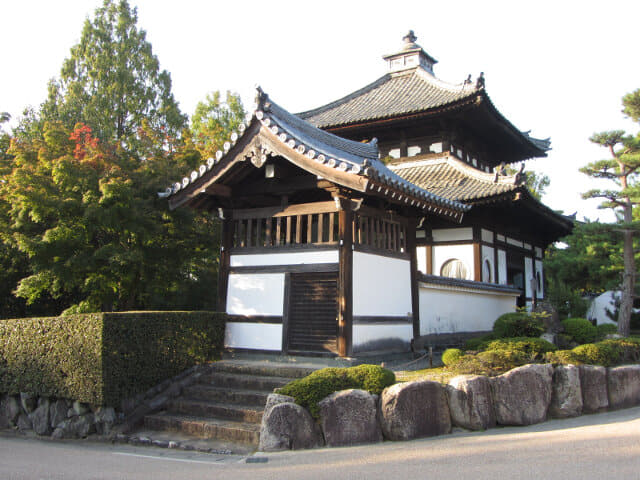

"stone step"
[208,361,318,379]
[144,412,260,445]
[166,399,263,424]
[199,371,294,391]
[182,384,270,406]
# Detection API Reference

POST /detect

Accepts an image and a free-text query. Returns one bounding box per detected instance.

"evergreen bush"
[277,365,395,419]
[442,348,463,366]
[482,337,557,359]
[492,312,545,338]
[561,318,598,344]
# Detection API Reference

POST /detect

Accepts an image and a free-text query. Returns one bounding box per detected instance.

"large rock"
[51,414,95,439]
[29,398,51,435]
[263,393,295,415]
[20,393,37,414]
[379,380,451,441]
[50,399,69,428]
[16,413,32,432]
[318,389,382,446]
[549,365,583,418]
[94,407,117,435]
[607,365,640,409]
[578,365,608,413]
[2,395,22,426]
[259,402,323,451]
[447,375,495,430]
[490,364,553,426]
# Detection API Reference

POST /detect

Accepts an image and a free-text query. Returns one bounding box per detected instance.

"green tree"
[580,89,640,336]
[191,91,245,160]
[42,0,186,147]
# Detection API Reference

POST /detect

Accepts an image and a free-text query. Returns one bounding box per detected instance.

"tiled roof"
[298,68,478,129]
[161,89,469,219]
[388,154,523,202]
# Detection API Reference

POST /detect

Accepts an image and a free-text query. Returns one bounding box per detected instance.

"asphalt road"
[2,406,640,480]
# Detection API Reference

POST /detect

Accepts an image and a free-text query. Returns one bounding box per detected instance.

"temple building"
[162,32,572,358]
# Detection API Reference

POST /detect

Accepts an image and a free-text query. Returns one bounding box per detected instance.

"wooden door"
[286,271,338,354]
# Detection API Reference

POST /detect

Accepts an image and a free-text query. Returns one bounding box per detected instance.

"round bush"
[561,318,598,344]
[596,323,618,339]
[442,348,463,366]
[492,312,545,338]
[276,364,395,418]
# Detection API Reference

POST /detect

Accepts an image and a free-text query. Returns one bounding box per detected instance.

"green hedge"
[561,318,598,344]
[492,312,545,338]
[277,365,395,419]
[0,311,225,407]
[545,337,640,367]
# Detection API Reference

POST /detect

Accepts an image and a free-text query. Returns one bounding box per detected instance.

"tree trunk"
[618,227,634,336]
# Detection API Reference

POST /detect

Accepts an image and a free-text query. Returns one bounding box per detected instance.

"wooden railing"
[353,211,407,254]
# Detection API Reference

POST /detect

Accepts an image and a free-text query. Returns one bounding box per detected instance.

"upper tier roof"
[389,154,523,202]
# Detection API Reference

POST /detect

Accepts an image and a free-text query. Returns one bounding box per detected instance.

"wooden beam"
[337,198,353,357]
[204,184,231,197]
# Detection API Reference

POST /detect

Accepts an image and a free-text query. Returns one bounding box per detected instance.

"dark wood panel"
[229,263,338,274]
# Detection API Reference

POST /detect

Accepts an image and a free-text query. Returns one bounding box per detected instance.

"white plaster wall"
[432,227,473,242]
[481,229,494,243]
[524,257,534,298]
[416,246,427,274]
[419,284,518,335]
[224,323,282,350]
[482,245,495,283]
[352,324,413,352]
[433,244,474,280]
[352,252,411,316]
[535,247,543,259]
[227,273,284,315]
[507,237,524,248]
[497,249,507,285]
[230,250,339,267]
[535,259,544,298]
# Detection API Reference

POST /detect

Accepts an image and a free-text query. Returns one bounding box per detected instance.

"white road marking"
[113,452,227,465]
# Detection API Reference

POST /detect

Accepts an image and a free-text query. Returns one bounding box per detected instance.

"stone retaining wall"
[259,363,640,451]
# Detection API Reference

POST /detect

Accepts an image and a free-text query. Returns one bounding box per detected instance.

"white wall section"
[224,323,282,350]
[353,252,411,316]
[481,229,494,243]
[227,273,284,315]
[535,259,544,298]
[416,246,427,274]
[230,250,339,267]
[524,257,533,298]
[352,324,413,352]
[497,249,507,285]
[482,245,495,283]
[432,227,473,242]
[433,244,474,280]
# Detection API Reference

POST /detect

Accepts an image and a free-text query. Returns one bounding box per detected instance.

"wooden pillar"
[425,245,433,275]
[217,214,234,313]
[407,217,420,341]
[473,227,482,282]
[337,199,353,357]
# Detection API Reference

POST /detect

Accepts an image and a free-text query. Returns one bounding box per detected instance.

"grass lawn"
[394,366,455,384]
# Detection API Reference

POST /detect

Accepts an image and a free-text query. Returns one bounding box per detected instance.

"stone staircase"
[143,361,318,448]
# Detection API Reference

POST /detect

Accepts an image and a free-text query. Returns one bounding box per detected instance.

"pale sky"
[2,0,640,223]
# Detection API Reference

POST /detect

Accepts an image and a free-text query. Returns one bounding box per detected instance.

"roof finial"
[403,30,417,45]
[475,72,485,90]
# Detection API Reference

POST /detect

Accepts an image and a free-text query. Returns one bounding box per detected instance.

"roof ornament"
[464,74,472,86]
[475,72,485,90]
[514,162,526,184]
[402,30,418,49]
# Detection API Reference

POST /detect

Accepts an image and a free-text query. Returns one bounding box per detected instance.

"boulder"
[490,364,553,426]
[318,389,382,446]
[607,365,640,409]
[29,398,51,435]
[94,407,117,435]
[16,413,32,432]
[3,395,22,426]
[264,393,295,415]
[72,401,90,416]
[379,380,451,441]
[51,414,95,439]
[447,375,495,430]
[20,392,37,414]
[50,399,69,428]
[578,365,608,413]
[549,365,583,418]
[258,402,323,451]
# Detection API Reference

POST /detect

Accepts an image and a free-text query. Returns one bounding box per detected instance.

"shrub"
[561,318,598,344]
[463,334,496,351]
[277,364,395,419]
[492,312,545,338]
[445,349,530,377]
[545,349,579,365]
[482,337,557,359]
[596,323,618,339]
[442,348,463,366]
[0,312,225,406]
[545,338,640,367]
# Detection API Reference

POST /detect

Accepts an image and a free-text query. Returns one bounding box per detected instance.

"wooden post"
[407,216,420,341]
[337,198,353,357]
[217,213,235,313]
[473,227,482,282]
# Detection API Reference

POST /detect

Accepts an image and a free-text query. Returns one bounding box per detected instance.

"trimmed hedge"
[545,337,640,367]
[492,312,545,338]
[0,311,225,407]
[277,365,395,419]
[442,348,463,366]
[480,337,558,359]
[561,318,598,344]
